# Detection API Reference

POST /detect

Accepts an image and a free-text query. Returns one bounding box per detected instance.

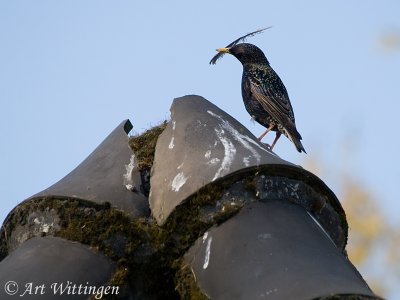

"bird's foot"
[262,143,272,150]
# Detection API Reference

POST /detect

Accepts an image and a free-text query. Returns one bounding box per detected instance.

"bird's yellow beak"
[216,47,230,53]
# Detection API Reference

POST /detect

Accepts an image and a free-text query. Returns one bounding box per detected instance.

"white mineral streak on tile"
[257,233,272,241]
[168,136,175,149]
[41,223,51,233]
[207,110,278,159]
[212,127,236,181]
[262,288,278,297]
[34,218,52,233]
[123,154,136,190]
[125,184,134,191]
[290,183,300,198]
[202,231,209,242]
[206,148,221,165]
[168,121,176,149]
[171,172,188,192]
[306,211,335,245]
[207,158,220,165]
[203,235,213,269]
[243,156,251,167]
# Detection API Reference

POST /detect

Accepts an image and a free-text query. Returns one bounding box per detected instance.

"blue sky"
[1,1,399,297]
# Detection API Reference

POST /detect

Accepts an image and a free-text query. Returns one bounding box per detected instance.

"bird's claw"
[262,143,272,150]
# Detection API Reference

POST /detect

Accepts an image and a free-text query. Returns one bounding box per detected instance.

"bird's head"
[216,43,269,65]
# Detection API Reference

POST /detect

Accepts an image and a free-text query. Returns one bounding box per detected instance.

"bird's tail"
[286,126,306,153]
[292,137,306,153]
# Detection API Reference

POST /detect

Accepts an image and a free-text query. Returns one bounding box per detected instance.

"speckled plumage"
[213,43,306,153]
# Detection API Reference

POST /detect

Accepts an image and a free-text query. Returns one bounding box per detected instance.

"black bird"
[210,38,306,153]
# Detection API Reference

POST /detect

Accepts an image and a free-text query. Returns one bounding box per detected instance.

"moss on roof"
[128,121,168,170]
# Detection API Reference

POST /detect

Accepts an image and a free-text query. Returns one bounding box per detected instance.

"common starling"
[210,35,306,153]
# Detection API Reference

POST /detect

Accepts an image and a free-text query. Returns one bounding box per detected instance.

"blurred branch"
[378,30,400,52]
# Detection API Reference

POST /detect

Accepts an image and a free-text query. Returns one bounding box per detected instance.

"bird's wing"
[244,68,297,131]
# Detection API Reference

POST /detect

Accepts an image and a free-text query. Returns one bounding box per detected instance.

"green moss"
[128,121,167,170]
[243,176,258,198]
[175,260,209,300]
[212,203,241,225]
[160,181,230,250]
[108,265,129,286]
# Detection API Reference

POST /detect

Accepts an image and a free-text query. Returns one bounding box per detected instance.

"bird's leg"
[270,132,282,150]
[258,124,275,141]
